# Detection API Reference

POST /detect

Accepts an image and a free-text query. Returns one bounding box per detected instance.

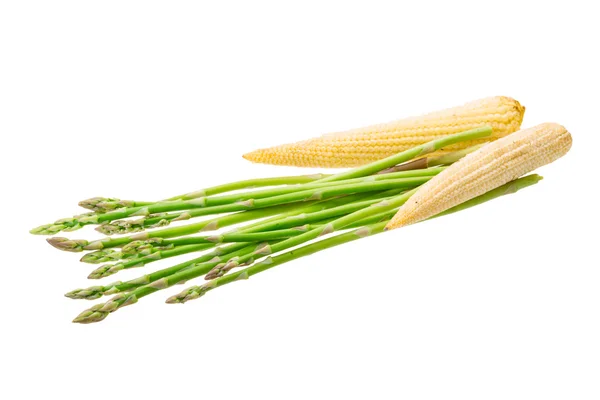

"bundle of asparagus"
[30,126,556,324]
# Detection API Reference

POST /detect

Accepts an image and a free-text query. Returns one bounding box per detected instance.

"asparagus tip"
[65,286,106,300]
[72,308,109,324]
[88,263,124,279]
[78,197,120,212]
[46,237,88,252]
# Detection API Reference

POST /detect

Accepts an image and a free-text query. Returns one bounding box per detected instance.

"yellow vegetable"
[385,123,572,230]
[243,96,525,168]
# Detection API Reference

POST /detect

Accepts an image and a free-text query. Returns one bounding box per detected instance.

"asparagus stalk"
[79,174,333,213]
[35,177,427,234]
[427,144,484,167]
[87,243,215,279]
[118,193,406,252]
[87,192,409,278]
[166,174,331,201]
[70,174,541,323]
[77,177,432,226]
[94,168,444,234]
[88,223,332,279]
[168,174,543,304]
[52,190,392,252]
[78,197,134,213]
[92,169,443,235]
[68,175,541,305]
[71,190,417,322]
[377,144,484,175]
[315,126,492,183]
[80,249,143,264]
[36,129,490,236]
[66,242,260,300]
[127,225,315,248]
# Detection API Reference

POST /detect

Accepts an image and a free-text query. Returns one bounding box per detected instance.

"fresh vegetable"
[167,174,543,305]
[29,106,569,325]
[243,96,524,167]
[386,123,572,229]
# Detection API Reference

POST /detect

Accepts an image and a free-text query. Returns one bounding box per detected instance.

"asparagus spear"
[48,189,403,252]
[75,177,432,226]
[168,174,331,201]
[94,168,444,234]
[88,224,328,279]
[34,177,426,235]
[37,128,490,235]
[79,175,333,214]
[71,189,418,322]
[80,249,143,264]
[85,162,440,213]
[70,174,541,323]
[118,194,408,251]
[377,144,484,175]
[68,175,541,305]
[168,174,544,304]
[66,242,261,300]
[36,128,490,236]
[87,243,215,279]
[78,197,132,213]
[87,192,408,278]
[315,126,492,183]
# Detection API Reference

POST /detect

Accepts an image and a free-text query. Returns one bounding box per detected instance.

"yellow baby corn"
[385,123,572,230]
[243,96,525,168]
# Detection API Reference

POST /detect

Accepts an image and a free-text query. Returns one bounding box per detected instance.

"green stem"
[95,169,443,235]
[66,242,260,300]
[80,249,142,264]
[315,126,492,183]
[166,174,331,201]
[71,174,541,323]
[87,243,215,279]
[86,192,406,277]
[68,190,393,252]
[427,144,484,167]
[167,174,544,304]
[80,177,430,226]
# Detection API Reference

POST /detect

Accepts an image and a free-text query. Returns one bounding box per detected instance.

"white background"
[1,1,598,399]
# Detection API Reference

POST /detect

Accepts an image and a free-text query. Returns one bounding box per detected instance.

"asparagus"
[50,189,402,252]
[167,174,543,304]
[427,144,484,167]
[66,242,260,300]
[314,126,492,183]
[80,174,333,214]
[116,193,406,253]
[78,197,125,213]
[73,174,541,323]
[46,202,317,251]
[94,168,444,234]
[71,188,418,322]
[80,249,142,264]
[87,192,408,278]
[88,223,331,279]
[87,243,215,279]
[34,177,425,236]
[126,225,315,248]
[75,177,432,226]
[36,128,489,237]
[29,213,96,235]
[377,144,484,175]
[170,221,390,302]
[166,174,331,201]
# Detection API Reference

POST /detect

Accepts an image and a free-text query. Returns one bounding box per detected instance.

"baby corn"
[243,96,525,167]
[385,122,572,229]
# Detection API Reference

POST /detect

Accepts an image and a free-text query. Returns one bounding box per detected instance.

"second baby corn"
[386,123,572,229]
